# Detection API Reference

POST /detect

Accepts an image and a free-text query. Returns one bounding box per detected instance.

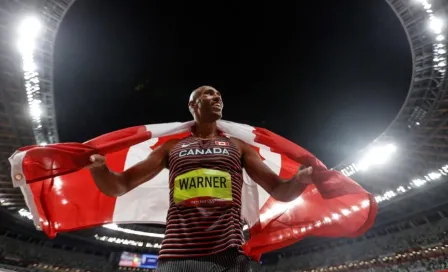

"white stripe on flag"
[241,149,281,227]
[144,121,193,138]
[259,148,281,204]
[217,120,268,151]
[8,150,28,188]
[113,138,169,224]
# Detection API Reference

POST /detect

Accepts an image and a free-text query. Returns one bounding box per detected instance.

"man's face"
[190,86,223,121]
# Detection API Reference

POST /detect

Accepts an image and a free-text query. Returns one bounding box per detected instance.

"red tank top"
[158,136,245,259]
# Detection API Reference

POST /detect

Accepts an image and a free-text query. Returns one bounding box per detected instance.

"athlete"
[88,85,313,272]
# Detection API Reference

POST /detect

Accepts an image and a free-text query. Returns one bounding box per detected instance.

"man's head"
[189,85,223,122]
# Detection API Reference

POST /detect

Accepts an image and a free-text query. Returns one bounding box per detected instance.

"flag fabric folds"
[9,120,377,260]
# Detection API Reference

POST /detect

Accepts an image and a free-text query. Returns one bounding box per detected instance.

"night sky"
[53,0,412,167]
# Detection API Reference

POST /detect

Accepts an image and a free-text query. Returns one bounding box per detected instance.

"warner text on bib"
[174,168,232,206]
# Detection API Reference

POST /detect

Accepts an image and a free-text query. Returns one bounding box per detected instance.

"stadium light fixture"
[103,223,165,238]
[94,234,162,249]
[340,144,397,176]
[418,2,447,75]
[17,16,41,56]
[18,208,33,220]
[428,172,442,180]
[357,144,397,171]
[428,16,443,34]
[29,100,42,119]
[17,15,46,145]
[17,16,41,39]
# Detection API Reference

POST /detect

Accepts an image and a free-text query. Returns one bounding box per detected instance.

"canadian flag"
[215,140,230,146]
[9,120,377,260]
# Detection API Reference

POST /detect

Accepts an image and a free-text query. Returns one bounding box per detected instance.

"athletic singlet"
[158,135,245,259]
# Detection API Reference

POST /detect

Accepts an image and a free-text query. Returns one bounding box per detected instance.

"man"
[88,86,313,272]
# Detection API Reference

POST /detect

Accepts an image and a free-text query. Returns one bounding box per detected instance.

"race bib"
[174,168,232,206]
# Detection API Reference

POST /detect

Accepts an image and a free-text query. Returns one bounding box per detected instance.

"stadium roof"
[0,0,447,252]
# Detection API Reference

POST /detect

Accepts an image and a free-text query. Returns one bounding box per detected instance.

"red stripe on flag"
[86,126,152,153]
[150,132,190,150]
[279,154,301,179]
[20,126,152,184]
[30,147,129,237]
[24,126,153,236]
[243,127,377,260]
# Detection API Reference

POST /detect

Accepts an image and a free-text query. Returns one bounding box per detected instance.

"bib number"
[174,168,232,206]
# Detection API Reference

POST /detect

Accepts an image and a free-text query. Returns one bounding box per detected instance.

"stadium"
[0,0,448,271]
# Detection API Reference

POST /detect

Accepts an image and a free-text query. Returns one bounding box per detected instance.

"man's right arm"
[89,140,177,197]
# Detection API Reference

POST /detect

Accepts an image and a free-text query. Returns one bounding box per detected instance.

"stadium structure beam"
[0,0,76,212]
[286,0,448,256]
[335,0,448,197]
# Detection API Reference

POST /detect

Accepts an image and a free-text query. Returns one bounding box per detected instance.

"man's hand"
[87,154,126,196]
[233,137,313,202]
[268,166,313,202]
[291,166,313,185]
[88,140,176,197]
[87,154,106,169]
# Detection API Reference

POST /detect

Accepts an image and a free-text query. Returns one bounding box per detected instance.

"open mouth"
[212,103,222,110]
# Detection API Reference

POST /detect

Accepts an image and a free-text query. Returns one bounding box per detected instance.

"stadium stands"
[0,234,111,272]
[259,216,448,271]
[1,216,447,272]
[0,230,160,272]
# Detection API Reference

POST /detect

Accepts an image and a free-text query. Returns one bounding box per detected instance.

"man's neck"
[193,121,218,139]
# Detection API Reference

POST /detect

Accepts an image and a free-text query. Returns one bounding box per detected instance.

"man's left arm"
[232,138,313,202]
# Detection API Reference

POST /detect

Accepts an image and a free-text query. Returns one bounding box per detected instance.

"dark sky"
[53,0,411,167]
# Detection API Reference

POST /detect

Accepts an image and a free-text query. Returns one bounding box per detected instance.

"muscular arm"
[231,138,312,202]
[90,139,178,197]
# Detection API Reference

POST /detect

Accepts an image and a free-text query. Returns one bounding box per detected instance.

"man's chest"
[168,137,241,168]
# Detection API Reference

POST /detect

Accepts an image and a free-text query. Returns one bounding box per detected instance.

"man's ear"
[188,101,195,114]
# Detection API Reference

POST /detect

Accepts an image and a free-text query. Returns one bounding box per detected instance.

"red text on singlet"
[158,136,245,259]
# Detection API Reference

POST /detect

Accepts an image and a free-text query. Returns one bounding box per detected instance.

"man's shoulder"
[228,136,243,145]
[157,138,182,153]
[228,137,248,153]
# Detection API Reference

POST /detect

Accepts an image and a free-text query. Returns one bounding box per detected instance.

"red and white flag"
[9,120,377,260]
[215,140,230,146]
